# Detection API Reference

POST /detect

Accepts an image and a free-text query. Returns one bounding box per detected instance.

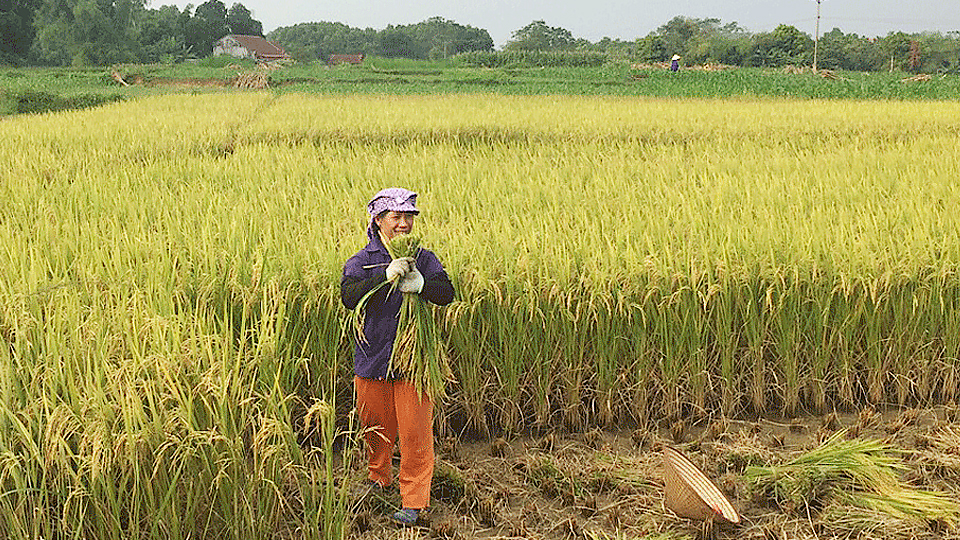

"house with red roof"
[213,35,290,61]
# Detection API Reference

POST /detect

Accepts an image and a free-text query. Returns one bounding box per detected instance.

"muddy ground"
[344,405,960,540]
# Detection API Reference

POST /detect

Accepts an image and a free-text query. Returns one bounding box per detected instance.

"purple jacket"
[341,233,454,379]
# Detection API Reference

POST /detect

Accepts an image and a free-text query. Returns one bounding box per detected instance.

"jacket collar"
[364,221,389,255]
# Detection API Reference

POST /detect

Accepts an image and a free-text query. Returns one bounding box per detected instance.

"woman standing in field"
[340,187,455,526]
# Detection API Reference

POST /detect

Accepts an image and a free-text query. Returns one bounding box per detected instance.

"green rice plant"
[887,278,928,404]
[827,282,867,407]
[864,278,889,404]
[932,276,960,402]
[591,293,633,426]
[737,275,770,413]
[804,282,835,412]
[521,294,554,427]
[623,295,658,427]
[651,285,698,419]
[705,265,738,416]
[301,398,354,539]
[443,297,492,435]
[769,272,799,416]
[545,292,592,429]
[0,281,348,539]
[687,272,713,411]
[488,300,529,432]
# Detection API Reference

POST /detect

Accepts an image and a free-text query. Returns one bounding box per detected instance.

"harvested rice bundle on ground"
[745,430,960,533]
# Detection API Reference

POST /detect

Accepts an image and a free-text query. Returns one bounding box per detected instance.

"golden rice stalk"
[819,487,960,538]
[819,499,928,539]
[838,488,960,527]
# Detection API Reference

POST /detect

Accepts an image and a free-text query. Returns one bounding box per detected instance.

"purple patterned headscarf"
[366,187,419,242]
[367,187,419,217]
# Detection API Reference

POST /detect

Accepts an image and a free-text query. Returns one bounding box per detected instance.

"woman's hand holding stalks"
[386,257,415,282]
[398,267,424,293]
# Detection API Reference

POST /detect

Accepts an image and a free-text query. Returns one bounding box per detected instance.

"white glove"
[385,257,414,282]
[398,266,424,293]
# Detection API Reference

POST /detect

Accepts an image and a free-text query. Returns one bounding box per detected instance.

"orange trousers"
[354,377,434,509]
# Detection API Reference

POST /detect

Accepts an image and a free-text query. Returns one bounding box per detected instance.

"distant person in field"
[340,187,455,527]
[671,54,681,72]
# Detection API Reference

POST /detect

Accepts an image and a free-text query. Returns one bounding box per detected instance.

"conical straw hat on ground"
[662,446,740,523]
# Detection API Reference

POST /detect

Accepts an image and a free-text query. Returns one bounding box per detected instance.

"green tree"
[817,28,847,70]
[185,0,227,56]
[270,18,489,61]
[817,28,883,71]
[678,18,750,65]
[400,16,492,59]
[657,15,700,57]
[585,36,635,59]
[138,4,188,62]
[377,27,417,58]
[268,21,378,60]
[31,0,144,65]
[749,24,811,67]
[451,22,495,55]
[654,16,752,65]
[506,20,575,51]
[916,31,960,72]
[0,0,40,63]
[634,33,666,63]
[226,2,261,36]
[879,31,913,71]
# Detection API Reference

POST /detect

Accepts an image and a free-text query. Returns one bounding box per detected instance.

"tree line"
[266,17,494,62]
[506,18,960,73]
[2,3,958,71]
[1,0,262,66]
[268,16,959,72]
[0,1,494,66]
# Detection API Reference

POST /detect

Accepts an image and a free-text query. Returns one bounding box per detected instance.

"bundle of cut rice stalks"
[745,430,959,536]
[234,71,269,89]
[351,234,453,402]
[386,234,453,402]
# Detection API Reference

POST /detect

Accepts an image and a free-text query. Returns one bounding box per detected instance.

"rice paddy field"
[5,62,960,115]
[3,91,960,539]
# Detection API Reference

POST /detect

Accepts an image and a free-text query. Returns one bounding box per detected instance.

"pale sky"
[166,0,960,48]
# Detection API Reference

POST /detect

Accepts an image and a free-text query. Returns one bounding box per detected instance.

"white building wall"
[212,38,254,59]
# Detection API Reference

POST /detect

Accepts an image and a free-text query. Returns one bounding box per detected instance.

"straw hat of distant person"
[672,54,681,61]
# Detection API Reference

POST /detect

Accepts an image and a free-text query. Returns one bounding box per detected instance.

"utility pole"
[813,0,822,72]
